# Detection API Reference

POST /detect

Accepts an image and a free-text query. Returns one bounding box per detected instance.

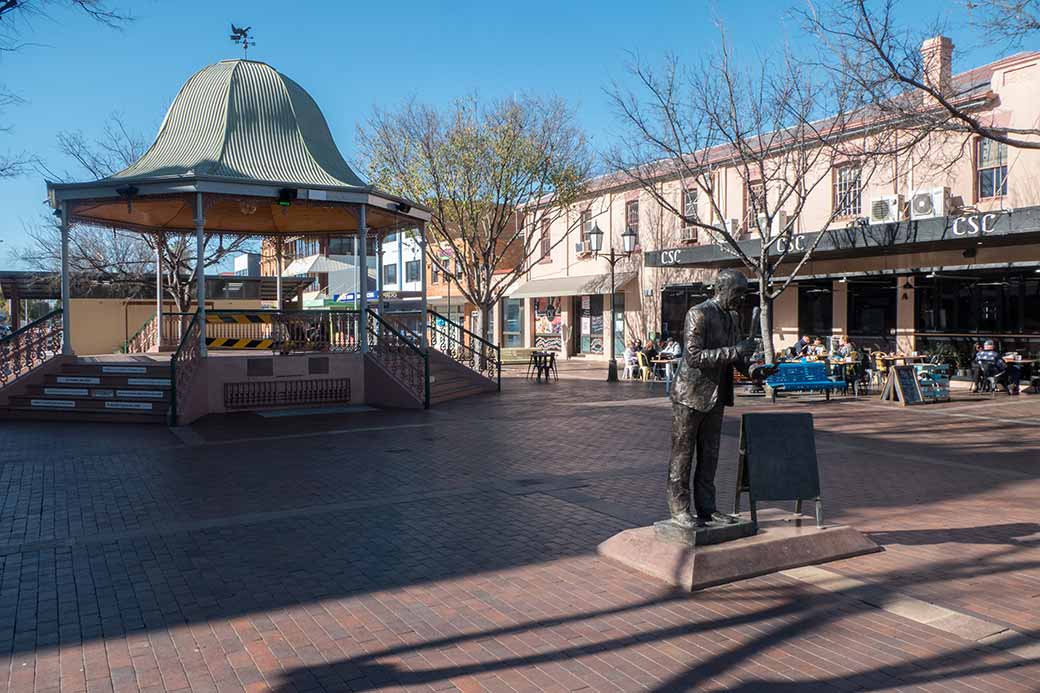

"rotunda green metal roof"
[109,59,366,189]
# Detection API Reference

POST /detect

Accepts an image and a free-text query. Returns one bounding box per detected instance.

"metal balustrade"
[0,309,63,388]
[425,309,501,390]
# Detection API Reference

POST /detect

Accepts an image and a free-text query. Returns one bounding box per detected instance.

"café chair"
[636,351,653,382]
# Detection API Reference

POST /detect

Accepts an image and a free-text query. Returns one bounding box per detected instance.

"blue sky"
[0,0,1018,259]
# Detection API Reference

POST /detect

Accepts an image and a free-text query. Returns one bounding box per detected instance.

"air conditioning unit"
[680,226,698,243]
[574,241,591,256]
[909,187,949,220]
[870,194,903,224]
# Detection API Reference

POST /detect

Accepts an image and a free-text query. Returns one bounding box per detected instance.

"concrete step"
[44,373,172,389]
[8,394,169,415]
[24,385,170,402]
[0,407,167,424]
[62,362,171,379]
[431,385,494,405]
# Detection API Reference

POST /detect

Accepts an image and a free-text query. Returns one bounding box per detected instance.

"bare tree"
[21,114,249,313]
[606,33,898,363]
[357,95,591,340]
[803,0,1040,150]
[966,0,1040,47]
[0,1,130,178]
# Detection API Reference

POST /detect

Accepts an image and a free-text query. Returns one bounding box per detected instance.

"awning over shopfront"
[282,254,354,276]
[644,205,1040,269]
[510,271,637,299]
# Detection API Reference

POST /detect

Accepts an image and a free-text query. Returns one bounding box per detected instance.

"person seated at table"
[975,340,1020,394]
[662,338,682,358]
[643,339,659,361]
[836,336,855,358]
[811,338,828,357]
[791,334,812,357]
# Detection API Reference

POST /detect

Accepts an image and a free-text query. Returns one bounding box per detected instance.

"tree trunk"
[759,275,776,364]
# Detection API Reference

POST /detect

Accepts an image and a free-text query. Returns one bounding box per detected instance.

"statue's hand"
[735,339,758,361]
[750,363,779,380]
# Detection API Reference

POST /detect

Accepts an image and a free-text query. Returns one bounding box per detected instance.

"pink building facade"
[508,42,1040,368]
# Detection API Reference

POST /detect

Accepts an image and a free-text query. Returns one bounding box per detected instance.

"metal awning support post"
[59,201,72,355]
[9,284,19,331]
[358,205,368,353]
[155,240,163,347]
[419,223,428,348]
[194,192,207,357]
[275,240,284,310]
[377,236,384,315]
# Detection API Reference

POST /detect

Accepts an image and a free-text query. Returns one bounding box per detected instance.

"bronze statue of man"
[667,269,757,528]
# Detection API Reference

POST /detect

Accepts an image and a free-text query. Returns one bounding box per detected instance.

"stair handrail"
[118,314,157,354]
[0,308,64,388]
[426,309,501,391]
[169,310,202,425]
[365,308,429,408]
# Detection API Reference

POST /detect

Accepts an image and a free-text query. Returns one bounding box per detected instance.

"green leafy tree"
[358,95,591,341]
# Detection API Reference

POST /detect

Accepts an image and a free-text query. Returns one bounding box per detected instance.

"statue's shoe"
[702,511,740,525]
[670,512,703,529]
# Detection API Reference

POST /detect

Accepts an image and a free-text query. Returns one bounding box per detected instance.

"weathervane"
[229,24,254,58]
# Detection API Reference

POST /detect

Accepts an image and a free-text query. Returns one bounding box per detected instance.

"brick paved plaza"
[0,371,1038,692]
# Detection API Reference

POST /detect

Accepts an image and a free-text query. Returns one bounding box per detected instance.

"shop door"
[577,295,604,354]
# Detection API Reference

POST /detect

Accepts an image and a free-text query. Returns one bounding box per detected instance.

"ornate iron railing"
[0,309,63,389]
[426,309,501,390]
[366,309,429,408]
[206,310,360,353]
[169,310,201,425]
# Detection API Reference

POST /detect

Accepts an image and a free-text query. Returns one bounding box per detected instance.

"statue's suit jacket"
[670,298,742,412]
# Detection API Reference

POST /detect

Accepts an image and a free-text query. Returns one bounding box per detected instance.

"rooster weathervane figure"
[230,24,254,58]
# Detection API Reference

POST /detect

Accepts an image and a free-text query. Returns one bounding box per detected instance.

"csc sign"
[952,212,998,237]
[776,234,808,254]
[659,249,684,266]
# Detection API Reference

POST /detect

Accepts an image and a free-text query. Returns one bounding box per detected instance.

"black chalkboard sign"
[880,365,924,405]
[734,413,823,527]
[894,366,923,405]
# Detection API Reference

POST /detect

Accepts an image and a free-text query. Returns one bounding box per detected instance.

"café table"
[1004,357,1036,392]
[652,357,679,390]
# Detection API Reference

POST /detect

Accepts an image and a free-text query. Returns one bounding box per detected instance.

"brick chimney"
[921,35,954,95]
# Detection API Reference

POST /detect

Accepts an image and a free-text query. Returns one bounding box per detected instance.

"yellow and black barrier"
[206,313,273,324]
[205,337,275,350]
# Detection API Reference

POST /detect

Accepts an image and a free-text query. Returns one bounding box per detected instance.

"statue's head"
[714,270,748,311]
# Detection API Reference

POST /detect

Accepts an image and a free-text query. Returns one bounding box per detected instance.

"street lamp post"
[587,223,637,382]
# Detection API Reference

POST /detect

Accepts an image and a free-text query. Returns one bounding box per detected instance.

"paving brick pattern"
[0,374,1038,691]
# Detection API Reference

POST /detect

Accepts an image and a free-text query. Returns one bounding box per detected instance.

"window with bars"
[976,139,1008,199]
[681,189,698,241]
[833,165,862,217]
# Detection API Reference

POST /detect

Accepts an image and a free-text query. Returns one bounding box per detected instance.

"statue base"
[653,516,757,546]
[599,508,880,591]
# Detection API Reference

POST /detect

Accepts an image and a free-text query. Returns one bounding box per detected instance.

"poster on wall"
[582,295,591,310]
[581,316,591,334]
[534,296,563,351]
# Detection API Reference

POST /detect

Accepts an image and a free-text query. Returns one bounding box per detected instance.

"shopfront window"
[504,299,525,348]
[533,297,563,351]
[798,281,833,338]
[916,270,1040,335]
[847,280,896,347]
[661,285,711,345]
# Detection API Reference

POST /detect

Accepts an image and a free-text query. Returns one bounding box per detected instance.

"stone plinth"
[598,508,880,591]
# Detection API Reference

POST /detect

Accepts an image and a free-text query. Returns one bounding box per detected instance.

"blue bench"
[765,362,845,403]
